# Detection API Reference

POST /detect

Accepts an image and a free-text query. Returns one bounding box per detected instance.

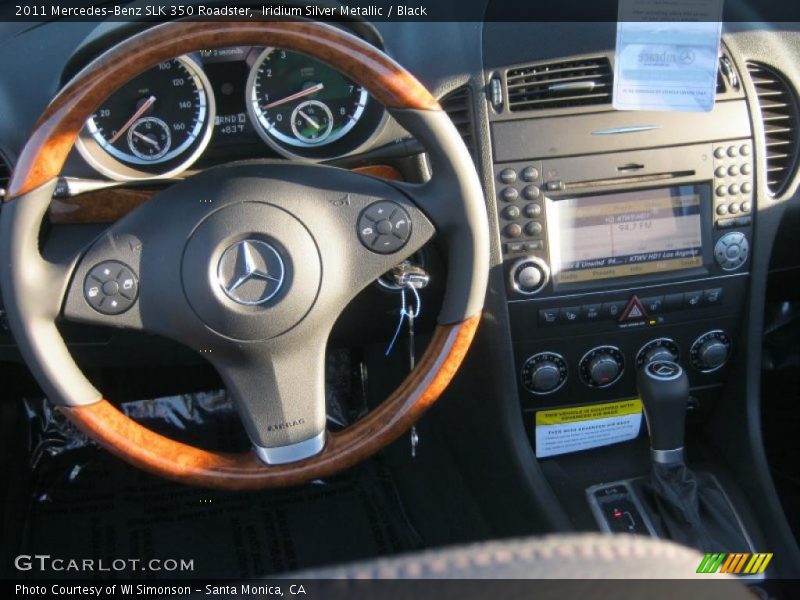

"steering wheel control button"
[579,346,625,388]
[521,352,568,395]
[358,201,412,254]
[510,256,550,295]
[217,240,285,306]
[84,261,138,315]
[714,231,749,271]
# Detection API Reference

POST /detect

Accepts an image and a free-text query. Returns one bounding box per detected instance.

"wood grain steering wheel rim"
[1,21,486,489]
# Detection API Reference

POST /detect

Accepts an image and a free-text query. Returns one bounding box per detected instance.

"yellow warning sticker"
[536,399,643,426]
[535,399,643,458]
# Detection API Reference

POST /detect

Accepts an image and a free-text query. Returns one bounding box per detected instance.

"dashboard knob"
[690,330,731,372]
[636,338,680,368]
[510,256,550,295]
[521,352,568,395]
[579,346,625,388]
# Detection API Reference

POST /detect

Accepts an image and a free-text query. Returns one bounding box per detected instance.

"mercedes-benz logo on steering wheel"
[217,240,285,305]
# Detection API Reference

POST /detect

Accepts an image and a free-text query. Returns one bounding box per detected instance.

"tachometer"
[246,47,368,152]
[78,55,214,179]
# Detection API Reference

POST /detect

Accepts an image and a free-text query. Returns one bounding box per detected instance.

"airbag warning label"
[535,399,643,458]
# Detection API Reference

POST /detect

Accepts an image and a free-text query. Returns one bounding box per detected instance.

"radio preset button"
[740,200,751,212]
[728,165,740,176]
[714,147,726,159]
[522,166,539,182]
[501,187,519,201]
[740,144,751,156]
[524,203,542,218]
[741,163,752,175]
[716,204,729,216]
[499,168,517,184]
[728,184,740,195]
[504,223,522,238]
[522,185,541,200]
[524,221,543,236]
[741,182,752,194]
[503,205,521,220]
[728,202,740,214]
[715,185,727,197]
[727,146,738,157]
[715,166,727,177]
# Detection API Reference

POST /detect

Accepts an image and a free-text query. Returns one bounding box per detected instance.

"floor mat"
[15,393,422,580]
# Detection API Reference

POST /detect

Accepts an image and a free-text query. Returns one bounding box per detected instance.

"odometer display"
[86,56,209,166]
[247,47,368,150]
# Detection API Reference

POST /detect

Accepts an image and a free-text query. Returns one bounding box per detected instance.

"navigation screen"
[547,185,705,286]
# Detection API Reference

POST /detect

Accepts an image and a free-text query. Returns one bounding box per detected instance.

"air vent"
[748,63,799,195]
[506,58,612,112]
[0,153,10,200]
[440,86,476,158]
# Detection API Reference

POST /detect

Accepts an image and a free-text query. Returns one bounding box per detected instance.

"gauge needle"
[264,83,324,109]
[109,95,156,143]
[298,110,320,130]
[133,130,160,150]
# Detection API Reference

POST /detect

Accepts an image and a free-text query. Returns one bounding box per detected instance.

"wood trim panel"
[49,165,404,224]
[61,314,480,490]
[7,21,440,199]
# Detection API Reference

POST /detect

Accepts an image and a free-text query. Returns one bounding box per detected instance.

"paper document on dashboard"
[614,0,724,112]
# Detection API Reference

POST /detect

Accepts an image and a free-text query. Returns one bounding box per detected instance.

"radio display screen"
[547,185,705,286]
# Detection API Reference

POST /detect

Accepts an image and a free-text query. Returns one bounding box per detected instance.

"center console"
[489,56,753,448]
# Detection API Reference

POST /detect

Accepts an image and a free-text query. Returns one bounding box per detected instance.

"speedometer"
[77,55,214,179]
[246,47,369,152]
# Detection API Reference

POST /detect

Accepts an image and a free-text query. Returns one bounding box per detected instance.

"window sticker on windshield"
[613,0,724,112]
[535,399,643,458]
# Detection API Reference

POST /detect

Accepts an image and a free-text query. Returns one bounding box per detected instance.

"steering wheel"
[0,21,488,489]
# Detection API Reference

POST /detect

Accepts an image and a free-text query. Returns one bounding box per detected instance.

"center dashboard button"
[559,306,581,323]
[601,301,627,320]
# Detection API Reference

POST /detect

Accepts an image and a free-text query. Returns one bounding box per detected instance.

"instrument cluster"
[76,45,386,181]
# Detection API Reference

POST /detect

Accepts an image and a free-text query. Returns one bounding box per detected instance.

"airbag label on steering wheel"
[535,399,643,458]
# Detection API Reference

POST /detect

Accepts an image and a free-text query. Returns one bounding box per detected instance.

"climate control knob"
[521,352,568,395]
[579,346,625,388]
[636,338,680,368]
[510,256,550,295]
[690,330,731,373]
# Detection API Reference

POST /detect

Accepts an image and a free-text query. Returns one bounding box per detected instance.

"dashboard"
[75,44,388,181]
[0,12,798,461]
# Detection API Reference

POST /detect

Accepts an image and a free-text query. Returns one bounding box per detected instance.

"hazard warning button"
[619,296,648,322]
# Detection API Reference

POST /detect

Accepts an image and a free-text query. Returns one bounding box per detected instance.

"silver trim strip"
[651,447,685,464]
[254,430,326,465]
[591,125,661,135]
[549,81,596,92]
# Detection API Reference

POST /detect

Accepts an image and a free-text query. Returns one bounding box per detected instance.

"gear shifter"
[635,360,750,553]
[637,360,689,464]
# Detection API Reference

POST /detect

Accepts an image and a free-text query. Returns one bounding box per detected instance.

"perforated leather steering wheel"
[0,21,488,489]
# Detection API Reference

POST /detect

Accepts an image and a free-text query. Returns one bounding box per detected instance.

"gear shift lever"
[637,360,689,464]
